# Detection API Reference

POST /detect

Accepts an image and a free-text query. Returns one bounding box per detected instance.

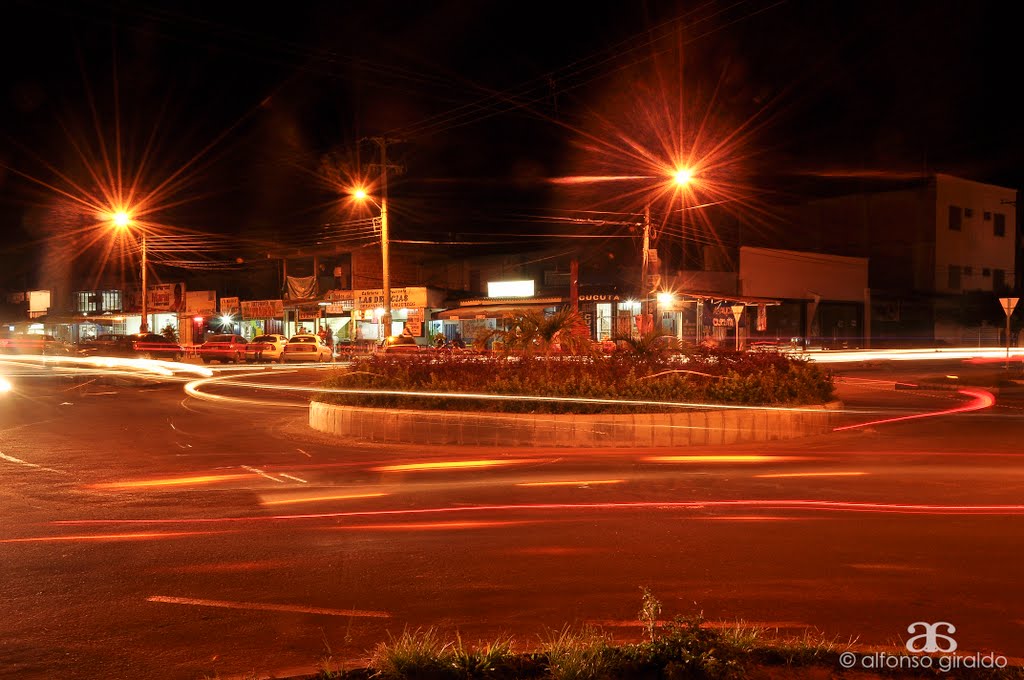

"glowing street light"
[673,168,693,186]
[110,209,149,333]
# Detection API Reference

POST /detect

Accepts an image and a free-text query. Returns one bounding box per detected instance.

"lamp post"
[352,189,391,335]
[112,210,148,333]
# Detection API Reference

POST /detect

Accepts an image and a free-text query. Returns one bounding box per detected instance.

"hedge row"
[316,349,835,414]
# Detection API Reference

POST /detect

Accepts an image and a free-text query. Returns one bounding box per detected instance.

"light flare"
[333,520,525,531]
[0,531,228,543]
[372,459,531,473]
[147,596,390,618]
[89,473,254,489]
[643,455,808,463]
[516,479,625,487]
[755,472,868,479]
[262,492,387,506]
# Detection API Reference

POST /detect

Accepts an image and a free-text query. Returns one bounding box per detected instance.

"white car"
[282,334,333,363]
[245,334,288,363]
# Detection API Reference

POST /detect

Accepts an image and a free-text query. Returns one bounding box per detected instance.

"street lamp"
[352,188,392,334]
[111,210,148,333]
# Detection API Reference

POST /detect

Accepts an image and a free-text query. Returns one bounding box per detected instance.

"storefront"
[434,296,566,347]
[352,286,447,345]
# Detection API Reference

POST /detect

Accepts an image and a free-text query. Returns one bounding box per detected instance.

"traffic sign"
[999,297,1018,316]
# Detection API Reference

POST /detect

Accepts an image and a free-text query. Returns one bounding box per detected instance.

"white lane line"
[240,465,284,483]
[296,448,311,457]
[0,452,66,474]
[278,473,308,484]
[146,595,390,618]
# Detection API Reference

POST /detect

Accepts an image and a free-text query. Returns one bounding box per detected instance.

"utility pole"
[640,205,651,335]
[368,137,403,336]
[140,232,148,333]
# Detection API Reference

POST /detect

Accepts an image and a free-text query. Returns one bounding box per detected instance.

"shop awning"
[435,301,564,320]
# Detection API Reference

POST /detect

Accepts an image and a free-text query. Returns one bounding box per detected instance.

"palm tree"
[613,329,680,364]
[494,307,593,357]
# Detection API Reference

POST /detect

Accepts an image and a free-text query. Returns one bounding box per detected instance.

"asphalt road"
[1,358,1022,679]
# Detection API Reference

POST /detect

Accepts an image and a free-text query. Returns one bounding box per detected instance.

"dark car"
[114,333,185,361]
[198,334,248,364]
[76,333,126,357]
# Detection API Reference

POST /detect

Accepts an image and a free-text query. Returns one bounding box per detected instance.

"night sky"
[1,0,1022,286]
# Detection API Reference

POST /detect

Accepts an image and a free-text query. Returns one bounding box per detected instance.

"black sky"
[2,0,1023,270]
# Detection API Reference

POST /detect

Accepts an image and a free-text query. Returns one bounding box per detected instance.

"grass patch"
[295,593,1024,680]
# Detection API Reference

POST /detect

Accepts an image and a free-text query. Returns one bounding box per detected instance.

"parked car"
[245,334,288,363]
[76,333,126,357]
[115,333,185,361]
[378,334,422,354]
[198,334,248,364]
[282,334,333,362]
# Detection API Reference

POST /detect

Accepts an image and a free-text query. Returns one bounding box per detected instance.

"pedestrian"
[452,332,465,349]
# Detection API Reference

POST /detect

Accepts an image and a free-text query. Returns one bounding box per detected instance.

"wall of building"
[781,186,935,292]
[739,247,868,301]
[933,173,1017,294]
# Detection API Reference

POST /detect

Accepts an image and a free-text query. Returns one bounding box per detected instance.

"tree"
[160,322,179,343]
[493,308,593,357]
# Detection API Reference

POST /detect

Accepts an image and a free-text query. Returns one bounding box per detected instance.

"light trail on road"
[833,387,995,431]
[48,499,1024,529]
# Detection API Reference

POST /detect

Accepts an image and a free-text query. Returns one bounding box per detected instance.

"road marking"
[296,448,311,457]
[0,452,65,474]
[241,465,284,483]
[277,473,308,484]
[146,595,390,618]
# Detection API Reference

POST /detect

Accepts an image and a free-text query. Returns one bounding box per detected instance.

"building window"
[948,265,961,290]
[948,206,962,231]
[983,268,991,277]
[994,213,1006,237]
[994,269,1006,290]
[984,211,992,220]
[964,207,974,218]
[963,265,973,275]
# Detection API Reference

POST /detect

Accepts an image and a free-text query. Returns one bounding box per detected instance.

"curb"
[308,400,844,448]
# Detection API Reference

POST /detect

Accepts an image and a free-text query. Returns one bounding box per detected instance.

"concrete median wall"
[309,400,844,447]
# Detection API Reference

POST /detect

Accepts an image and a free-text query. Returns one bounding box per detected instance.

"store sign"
[185,290,217,315]
[487,280,535,298]
[148,283,186,312]
[578,294,620,302]
[323,289,354,302]
[404,321,423,336]
[355,287,427,311]
[28,290,51,313]
[220,296,240,315]
[241,299,284,320]
[297,305,320,320]
[712,305,735,328]
[324,302,350,314]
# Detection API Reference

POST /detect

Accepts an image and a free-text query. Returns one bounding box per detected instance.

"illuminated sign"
[487,280,535,298]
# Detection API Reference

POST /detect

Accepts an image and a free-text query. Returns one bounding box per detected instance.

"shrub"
[316,347,834,414]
